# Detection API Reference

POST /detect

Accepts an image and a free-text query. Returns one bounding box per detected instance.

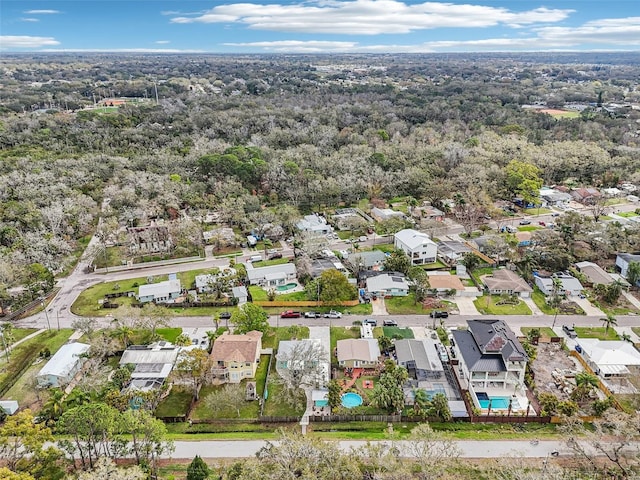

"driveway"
[371,297,388,315]
[454,296,480,315]
[522,297,544,315]
[572,296,605,316]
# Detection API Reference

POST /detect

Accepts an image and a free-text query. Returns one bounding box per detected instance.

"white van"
[249,254,262,262]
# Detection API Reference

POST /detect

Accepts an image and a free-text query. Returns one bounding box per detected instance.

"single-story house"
[138,279,182,304]
[276,339,328,387]
[437,240,472,264]
[534,272,584,296]
[371,207,405,222]
[232,286,249,305]
[37,342,91,388]
[427,272,466,295]
[394,229,437,265]
[539,188,572,207]
[347,250,387,271]
[575,261,615,286]
[602,187,623,197]
[336,339,381,368]
[210,330,263,383]
[195,268,237,293]
[578,339,640,379]
[418,205,445,222]
[571,187,601,204]
[482,269,532,298]
[203,227,236,246]
[296,214,333,234]
[246,262,297,287]
[120,341,180,392]
[616,253,640,282]
[395,338,444,382]
[452,319,527,390]
[366,273,409,297]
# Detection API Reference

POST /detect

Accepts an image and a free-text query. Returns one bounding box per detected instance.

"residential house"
[203,227,236,246]
[366,273,409,297]
[332,208,371,231]
[539,188,572,207]
[246,262,297,287]
[534,272,584,296]
[578,339,640,380]
[482,269,532,298]
[437,240,472,265]
[616,253,640,282]
[195,268,237,294]
[210,330,263,383]
[309,258,348,279]
[120,341,180,392]
[137,278,182,303]
[575,261,615,286]
[395,338,445,382]
[427,272,466,295]
[0,401,19,415]
[347,250,387,271]
[419,205,445,222]
[232,286,249,305]
[394,229,437,265]
[371,207,405,222]
[276,339,328,387]
[37,342,91,388]
[571,187,601,204]
[336,339,381,368]
[128,225,172,254]
[296,214,334,234]
[452,319,528,390]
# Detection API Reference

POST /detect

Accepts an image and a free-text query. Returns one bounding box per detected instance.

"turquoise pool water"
[341,392,363,408]
[315,399,328,407]
[479,396,511,409]
[276,282,298,291]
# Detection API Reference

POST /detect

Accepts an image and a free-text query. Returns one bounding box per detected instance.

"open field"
[536,108,580,119]
[474,295,532,315]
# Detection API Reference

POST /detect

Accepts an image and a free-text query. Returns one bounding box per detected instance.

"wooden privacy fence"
[254,300,360,307]
[569,350,624,411]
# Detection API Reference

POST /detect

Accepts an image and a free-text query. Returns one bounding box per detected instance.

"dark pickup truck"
[280,310,302,318]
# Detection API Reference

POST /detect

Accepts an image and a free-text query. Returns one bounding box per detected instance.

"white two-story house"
[394,229,437,265]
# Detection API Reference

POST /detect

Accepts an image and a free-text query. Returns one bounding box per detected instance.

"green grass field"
[574,326,620,340]
[531,288,556,315]
[385,294,427,315]
[474,295,532,315]
[523,208,553,215]
[617,211,639,218]
[548,110,580,119]
[517,225,542,232]
[155,387,193,418]
[520,326,558,338]
[382,326,414,339]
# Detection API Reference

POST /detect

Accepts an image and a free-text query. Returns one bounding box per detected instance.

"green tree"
[175,333,192,346]
[627,261,640,288]
[460,252,480,272]
[504,160,543,207]
[428,392,452,421]
[0,469,35,480]
[172,348,213,401]
[305,269,357,303]
[72,457,146,480]
[119,409,173,476]
[600,313,617,333]
[383,249,411,275]
[370,361,407,414]
[378,335,393,354]
[187,455,211,480]
[110,323,134,351]
[537,392,559,416]
[327,380,342,410]
[231,303,270,335]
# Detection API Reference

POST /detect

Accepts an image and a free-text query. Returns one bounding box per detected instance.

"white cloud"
[155,40,171,44]
[225,40,359,52]
[171,0,573,34]
[23,9,60,14]
[535,16,640,46]
[0,36,60,48]
[20,18,40,22]
[41,48,204,53]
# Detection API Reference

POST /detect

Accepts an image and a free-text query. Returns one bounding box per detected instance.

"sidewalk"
[0,328,47,359]
[622,291,640,311]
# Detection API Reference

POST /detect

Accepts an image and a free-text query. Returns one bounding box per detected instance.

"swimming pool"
[276,282,298,291]
[315,399,328,407]
[341,392,363,408]
[479,396,512,409]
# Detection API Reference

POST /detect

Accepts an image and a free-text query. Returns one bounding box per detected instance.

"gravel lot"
[532,342,583,401]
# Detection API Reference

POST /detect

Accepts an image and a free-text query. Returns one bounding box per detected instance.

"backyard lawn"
[191,383,260,420]
[474,295,532,315]
[574,327,620,340]
[381,326,414,339]
[155,387,193,419]
[250,258,290,268]
[262,326,310,350]
[262,368,306,418]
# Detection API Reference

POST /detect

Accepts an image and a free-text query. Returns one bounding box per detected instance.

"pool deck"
[474,387,531,415]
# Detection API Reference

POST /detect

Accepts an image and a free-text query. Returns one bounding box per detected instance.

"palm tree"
[600,313,617,333]
[41,388,65,423]
[550,277,563,330]
[111,323,134,350]
[412,389,430,419]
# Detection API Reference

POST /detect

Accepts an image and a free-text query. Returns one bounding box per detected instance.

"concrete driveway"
[454,296,480,315]
[572,296,604,316]
[371,297,388,315]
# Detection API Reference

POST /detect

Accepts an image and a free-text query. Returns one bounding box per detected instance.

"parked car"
[359,235,368,242]
[383,319,398,326]
[551,212,561,217]
[538,221,546,226]
[339,250,349,259]
[363,319,377,326]
[429,311,449,319]
[519,219,531,225]
[323,310,342,319]
[219,311,232,320]
[280,310,302,318]
[304,311,319,318]
[562,325,578,338]
[268,252,283,260]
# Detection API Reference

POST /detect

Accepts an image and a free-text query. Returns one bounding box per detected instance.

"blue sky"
[1,1,639,53]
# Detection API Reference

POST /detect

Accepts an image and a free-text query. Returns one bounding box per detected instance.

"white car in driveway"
[323,310,342,319]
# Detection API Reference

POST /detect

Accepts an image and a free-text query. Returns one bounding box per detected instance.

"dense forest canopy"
[1,53,639,305]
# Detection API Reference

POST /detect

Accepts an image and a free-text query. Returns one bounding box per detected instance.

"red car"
[280,310,301,318]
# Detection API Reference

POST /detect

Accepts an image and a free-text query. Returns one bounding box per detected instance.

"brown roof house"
[336,339,381,369]
[482,269,533,298]
[427,272,466,295]
[210,330,262,383]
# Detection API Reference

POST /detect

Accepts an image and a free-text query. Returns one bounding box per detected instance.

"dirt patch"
[538,108,568,115]
[531,342,583,401]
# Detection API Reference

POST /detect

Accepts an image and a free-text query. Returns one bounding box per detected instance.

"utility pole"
[42,302,51,331]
